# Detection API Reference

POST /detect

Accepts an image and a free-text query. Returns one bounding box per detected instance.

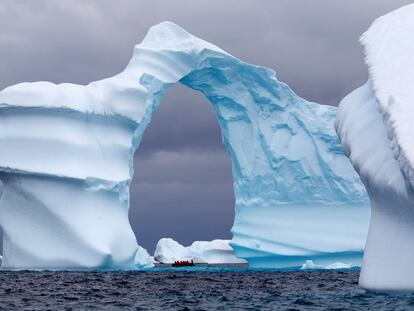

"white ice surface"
[360,4,414,189]
[336,3,414,291]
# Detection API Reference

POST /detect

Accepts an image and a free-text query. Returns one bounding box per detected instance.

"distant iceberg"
[0,21,369,270]
[154,238,246,264]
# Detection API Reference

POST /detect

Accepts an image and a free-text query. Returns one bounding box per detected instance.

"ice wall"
[0,22,369,270]
[335,4,414,291]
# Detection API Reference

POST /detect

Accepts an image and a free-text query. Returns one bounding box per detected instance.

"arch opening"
[129,84,235,255]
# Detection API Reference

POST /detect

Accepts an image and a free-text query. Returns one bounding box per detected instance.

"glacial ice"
[335,4,414,291]
[0,21,369,270]
[154,238,246,264]
[135,246,154,269]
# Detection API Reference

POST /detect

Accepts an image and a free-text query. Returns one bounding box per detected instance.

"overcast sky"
[0,0,412,253]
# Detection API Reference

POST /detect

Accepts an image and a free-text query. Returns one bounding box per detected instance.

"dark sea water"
[1,268,413,310]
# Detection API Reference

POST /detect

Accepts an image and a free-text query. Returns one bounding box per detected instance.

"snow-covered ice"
[154,238,246,264]
[0,21,369,270]
[335,3,414,291]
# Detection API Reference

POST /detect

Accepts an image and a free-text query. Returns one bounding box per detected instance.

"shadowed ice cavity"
[129,83,235,253]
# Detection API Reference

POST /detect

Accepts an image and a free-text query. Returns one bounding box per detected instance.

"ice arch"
[0,22,369,270]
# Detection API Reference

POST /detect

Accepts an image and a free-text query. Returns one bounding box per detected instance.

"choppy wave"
[1,270,413,310]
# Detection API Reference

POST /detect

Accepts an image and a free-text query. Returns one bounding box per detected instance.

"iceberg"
[0,21,369,270]
[335,4,414,291]
[154,238,246,264]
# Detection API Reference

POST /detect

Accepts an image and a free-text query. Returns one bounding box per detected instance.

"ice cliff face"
[0,22,369,270]
[335,4,414,291]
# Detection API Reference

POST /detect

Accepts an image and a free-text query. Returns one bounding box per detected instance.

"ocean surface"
[1,268,413,310]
